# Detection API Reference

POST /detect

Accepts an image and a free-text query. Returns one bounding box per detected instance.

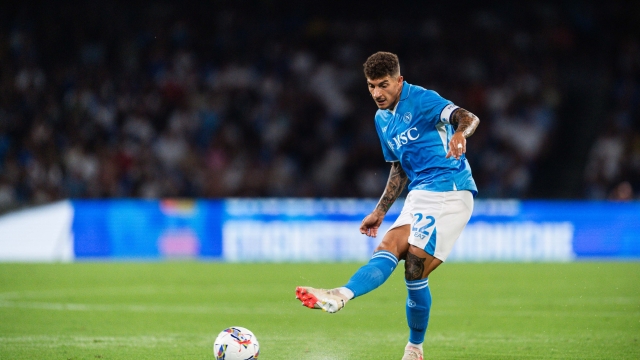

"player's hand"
[446,133,466,160]
[360,210,385,237]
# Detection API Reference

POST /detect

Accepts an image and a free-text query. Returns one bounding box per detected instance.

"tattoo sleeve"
[375,162,408,214]
[451,108,480,138]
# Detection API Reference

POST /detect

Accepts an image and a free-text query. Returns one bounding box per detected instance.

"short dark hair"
[363,52,400,79]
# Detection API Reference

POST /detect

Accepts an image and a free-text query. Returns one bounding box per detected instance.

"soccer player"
[296,51,479,360]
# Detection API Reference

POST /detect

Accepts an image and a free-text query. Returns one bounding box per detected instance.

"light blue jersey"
[374,81,478,196]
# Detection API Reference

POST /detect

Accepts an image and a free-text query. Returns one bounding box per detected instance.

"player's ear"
[397,75,403,84]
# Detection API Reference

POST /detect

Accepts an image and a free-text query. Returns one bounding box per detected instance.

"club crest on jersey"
[402,112,412,124]
[391,127,420,149]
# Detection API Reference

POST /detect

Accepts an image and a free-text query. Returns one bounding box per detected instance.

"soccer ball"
[213,326,260,360]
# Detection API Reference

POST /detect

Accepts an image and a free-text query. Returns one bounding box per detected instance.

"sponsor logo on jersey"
[387,140,395,150]
[390,127,420,149]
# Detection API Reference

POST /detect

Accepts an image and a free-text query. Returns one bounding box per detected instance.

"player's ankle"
[336,287,354,300]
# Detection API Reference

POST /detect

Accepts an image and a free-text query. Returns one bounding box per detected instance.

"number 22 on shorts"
[411,213,436,240]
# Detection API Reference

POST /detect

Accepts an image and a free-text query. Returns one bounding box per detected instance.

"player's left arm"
[446,108,480,160]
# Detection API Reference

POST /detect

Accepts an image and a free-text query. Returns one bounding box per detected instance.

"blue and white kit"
[374,81,477,261]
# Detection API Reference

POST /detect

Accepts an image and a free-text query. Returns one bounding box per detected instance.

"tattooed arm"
[446,108,480,160]
[375,161,408,214]
[359,161,408,237]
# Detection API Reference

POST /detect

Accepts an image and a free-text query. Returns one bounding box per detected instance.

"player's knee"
[404,252,426,280]
[375,238,408,260]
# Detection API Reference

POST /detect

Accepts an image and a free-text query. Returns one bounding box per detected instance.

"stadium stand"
[0,1,638,214]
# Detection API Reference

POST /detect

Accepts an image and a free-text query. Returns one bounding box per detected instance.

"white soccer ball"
[213,326,260,360]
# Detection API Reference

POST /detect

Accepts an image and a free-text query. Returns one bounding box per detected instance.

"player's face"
[367,75,403,110]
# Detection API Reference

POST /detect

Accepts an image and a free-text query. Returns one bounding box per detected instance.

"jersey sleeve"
[420,90,458,125]
[374,119,398,162]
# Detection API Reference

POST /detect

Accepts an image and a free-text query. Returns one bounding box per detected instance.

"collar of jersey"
[399,81,410,101]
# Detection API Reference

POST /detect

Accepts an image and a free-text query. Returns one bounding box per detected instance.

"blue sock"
[343,250,398,298]
[406,278,432,345]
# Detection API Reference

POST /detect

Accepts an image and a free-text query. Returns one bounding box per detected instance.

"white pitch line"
[0,334,211,348]
[0,300,285,315]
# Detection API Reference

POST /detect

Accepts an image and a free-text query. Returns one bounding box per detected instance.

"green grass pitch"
[0,262,638,359]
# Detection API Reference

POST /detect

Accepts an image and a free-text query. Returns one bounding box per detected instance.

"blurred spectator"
[608,181,634,201]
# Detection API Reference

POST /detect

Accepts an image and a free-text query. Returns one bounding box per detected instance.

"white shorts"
[389,190,474,261]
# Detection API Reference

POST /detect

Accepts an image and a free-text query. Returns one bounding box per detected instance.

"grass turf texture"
[0,262,638,359]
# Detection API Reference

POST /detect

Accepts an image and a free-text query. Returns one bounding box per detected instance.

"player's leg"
[296,194,416,313]
[373,224,412,260]
[404,245,440,358]
[339,224,410,297]
[402,190,473,360]
[296,225,410,313]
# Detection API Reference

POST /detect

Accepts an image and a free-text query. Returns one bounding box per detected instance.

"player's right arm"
[360,162,408,237]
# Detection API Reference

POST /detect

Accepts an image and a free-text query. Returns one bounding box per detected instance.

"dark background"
[0,0,638,213]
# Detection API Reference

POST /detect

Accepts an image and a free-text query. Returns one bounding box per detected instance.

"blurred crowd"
[583,37,640,201]
[0,1,638,212]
